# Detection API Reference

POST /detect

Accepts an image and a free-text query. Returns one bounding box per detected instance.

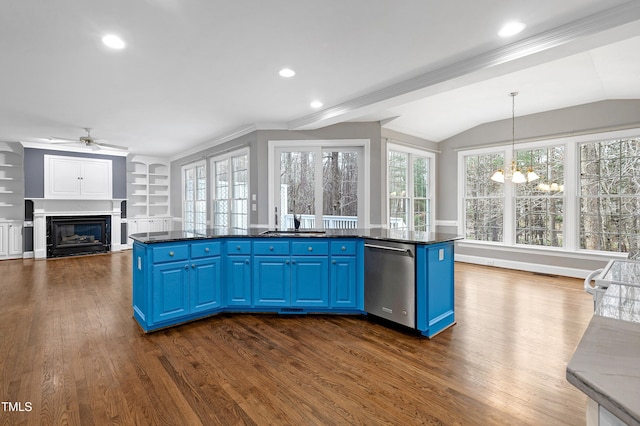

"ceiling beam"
[287,1,640,131]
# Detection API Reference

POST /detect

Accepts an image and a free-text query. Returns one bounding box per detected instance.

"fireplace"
[46,216,111,258]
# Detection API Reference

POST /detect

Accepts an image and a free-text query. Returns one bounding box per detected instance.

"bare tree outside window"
[279,149,360,229]
[580,138,640,255]
[515,146,564,247]
[323,151,358,224]
[464,153,504,242]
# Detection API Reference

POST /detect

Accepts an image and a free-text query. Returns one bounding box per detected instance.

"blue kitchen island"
[130,228,462,337]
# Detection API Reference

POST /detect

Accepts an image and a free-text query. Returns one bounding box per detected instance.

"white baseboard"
[455,254,591,279]
[436,220,458,228]
[23,251,34,259]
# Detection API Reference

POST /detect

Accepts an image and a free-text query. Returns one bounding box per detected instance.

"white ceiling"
[1,0,640,157]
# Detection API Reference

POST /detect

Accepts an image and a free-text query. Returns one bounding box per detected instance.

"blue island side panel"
[416,242,455,338]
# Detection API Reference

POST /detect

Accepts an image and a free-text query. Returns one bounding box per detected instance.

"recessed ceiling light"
[102,34,126,49]
[310,101,323,109]
[498,22,526,37]
[279,68,296,78]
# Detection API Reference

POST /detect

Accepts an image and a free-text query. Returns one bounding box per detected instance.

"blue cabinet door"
[226,255,252,306]
[330,256,357,308]
[253,256,290,306]
[190,257,222,313]
[291,256,329,307]
[416,242,455,337]
[427,243,454,324]
[152,262,190,324]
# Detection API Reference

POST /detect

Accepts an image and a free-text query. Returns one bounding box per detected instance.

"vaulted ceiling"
[2,0,640,157]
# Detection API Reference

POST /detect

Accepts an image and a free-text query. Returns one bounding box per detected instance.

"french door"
[182,160,206,234]
[273,144,364,230]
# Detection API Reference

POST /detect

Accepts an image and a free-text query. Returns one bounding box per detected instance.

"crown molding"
[20,141,129,157]
[168,124,258,162]
[287,1,640,131]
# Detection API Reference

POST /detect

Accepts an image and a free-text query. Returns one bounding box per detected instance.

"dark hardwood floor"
[0,251,594,425]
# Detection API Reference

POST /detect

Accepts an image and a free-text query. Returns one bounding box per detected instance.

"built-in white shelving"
[127,156,171,218]
[0,142,24,221]
[126,156,172,245]
[0,142,24,259]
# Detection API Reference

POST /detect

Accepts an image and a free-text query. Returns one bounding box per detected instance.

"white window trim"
[267,139,370,229]
[210,147,250,229]
[457,127,640,255]
[181,159,207,232]
[386,143,436,231]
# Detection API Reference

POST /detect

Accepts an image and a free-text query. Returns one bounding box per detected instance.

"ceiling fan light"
[491,170,505,183]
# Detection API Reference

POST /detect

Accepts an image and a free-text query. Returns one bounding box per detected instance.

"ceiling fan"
[49,128,128,151]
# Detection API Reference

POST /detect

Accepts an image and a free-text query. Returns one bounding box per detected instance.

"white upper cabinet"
[44,154,113,199]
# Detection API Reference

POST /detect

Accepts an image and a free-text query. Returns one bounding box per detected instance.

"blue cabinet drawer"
[152,244,189,263]
[227,240,251,255]
[191,241,221,259]
[330,241,357,255]
[291,241,329,255]
[253,241,290,255]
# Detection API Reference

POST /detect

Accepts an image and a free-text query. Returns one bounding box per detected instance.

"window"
[459,131,640,256]
[515,146,564,247]
[269,140,368,230]
[388,145,435,232]
[463,152,504,241]
[579,138,640,253]
[182,161,206,234]
[211,149,249,230]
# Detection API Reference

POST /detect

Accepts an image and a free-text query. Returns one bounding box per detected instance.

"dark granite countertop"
[129,227,463,246]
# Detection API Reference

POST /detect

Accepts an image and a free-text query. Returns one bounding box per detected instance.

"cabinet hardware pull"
[205,247,210,252]
[341,246,346,251]
[292,260,296,264]
[269,246,274,251]
[285,260,289,264]
[236,245,241,250]
[308,246,313,251]
[184,265,189,269]
[245,259,249,264]
[169,251,174,256]
[332,260,337,264]
[192,264,195,268]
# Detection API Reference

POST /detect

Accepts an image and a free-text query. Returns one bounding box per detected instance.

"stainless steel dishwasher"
[364,239,416,328]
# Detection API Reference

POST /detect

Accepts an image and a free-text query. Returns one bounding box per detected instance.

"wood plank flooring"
[0,252,594,425]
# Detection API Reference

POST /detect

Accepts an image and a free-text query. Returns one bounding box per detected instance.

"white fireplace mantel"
[32,198,126,259]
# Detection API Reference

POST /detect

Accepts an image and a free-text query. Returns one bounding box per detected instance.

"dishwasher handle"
[364,243,413,256]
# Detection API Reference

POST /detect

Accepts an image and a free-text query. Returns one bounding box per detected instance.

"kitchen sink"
[259,230,327,237]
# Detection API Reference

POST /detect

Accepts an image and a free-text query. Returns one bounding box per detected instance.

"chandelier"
[490,92,539,184]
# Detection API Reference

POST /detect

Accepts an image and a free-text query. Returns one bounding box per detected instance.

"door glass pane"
[413,156,428,198]
[280,151,315,229]
[322,151,358,229]
[389,198,409,229]
[414,198,429,231]
[389,151,408,229]
[231,154,249,229]
[184,168,194,201]
[215,160,228,199]
[195,165,207,233]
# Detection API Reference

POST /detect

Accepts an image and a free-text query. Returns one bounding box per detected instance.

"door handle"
[364,243,413,256]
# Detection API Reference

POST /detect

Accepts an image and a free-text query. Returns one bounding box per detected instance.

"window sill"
[457,240,629,261]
